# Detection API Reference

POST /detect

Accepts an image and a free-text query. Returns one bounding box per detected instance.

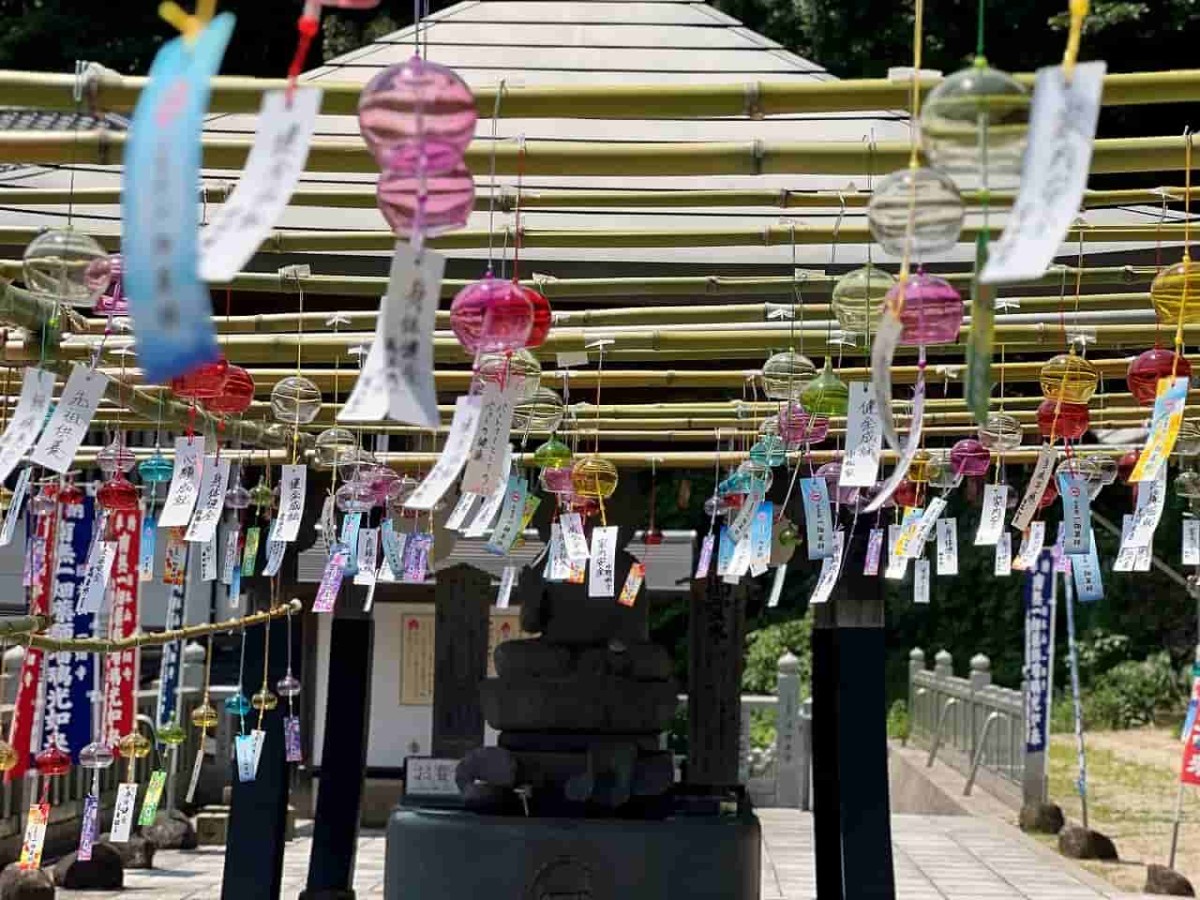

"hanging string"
[1171,129,1193,382]
[485,84,506,272]
[257,621,271,731]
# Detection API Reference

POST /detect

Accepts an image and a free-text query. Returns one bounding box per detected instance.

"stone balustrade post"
[934,649,953,678]
[969,654,991,761]
[774,651,801,808]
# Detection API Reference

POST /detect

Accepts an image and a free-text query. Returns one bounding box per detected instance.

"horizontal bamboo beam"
[65,444,1144,471]
[0,184,1195,212]
[68,291,1159,336]
[0,224,1191,259]
[19,323,1198,366]
[29,600,302,653]
[4,67,1200,119]
[0,261,1153,304]
[0,131,1198,179]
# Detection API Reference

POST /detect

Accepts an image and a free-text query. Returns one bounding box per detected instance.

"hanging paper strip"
[339,245,444,427]
[936,519,958,576]
[840,382,882,487]
[155,540,188,729]
[1057,472,1092,555]
[30,364,107,474]
[870,311,905,452]
[406,395,482,511]
[199,89,322,281]
[1132,376,1189,484]
[121,14,234,383]
[1013,446,1057,532]
[8,507,57,781]
[0,368,55,485]
[864,375,927,513]
[39,495,95,761]
[981,62,1106,284]
[272,464,307,543]
[102,509,141,748]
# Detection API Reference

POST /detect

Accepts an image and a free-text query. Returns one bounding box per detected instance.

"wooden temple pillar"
[430,563,491,758]
[302,585,375,900]
[686,573,748,789]
[811,517,896,900]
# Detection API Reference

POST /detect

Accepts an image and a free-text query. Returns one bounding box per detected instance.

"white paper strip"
[1184,519,1200,567]
[446,492,480,531]
[0,368,55,485]
[201,533,218,581]
[0,467,31,547]
[109,783,139,843]
[561,512,590,562]
[809,531,845,604]
[159,437,205,528]
[262,539,287,578]
[30,364,107,473]
[272,464,307,543]
[339,246,444,427]
[994,533,1013,576]
[184,456,231,543]
[864,375,926,513]
[497,566,518,609]
[1013,521,1047,571]
[1013,446,1057,531]
[840,382,882,487]
[936,518,958,576]
[587,526,619,598]
[76,540,116,615]
[767,564,787,607]
[974,484,1009,546]
[461,380,520,497]
[981,62,1106,284]
[462,447,512,538]
[1126,465,1168,550]
[914,558,931,604]
[353,529,378,586]
[199,89,322,281]
[406,395,483,511]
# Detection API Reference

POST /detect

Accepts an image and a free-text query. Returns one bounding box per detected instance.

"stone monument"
[386,530,761,899]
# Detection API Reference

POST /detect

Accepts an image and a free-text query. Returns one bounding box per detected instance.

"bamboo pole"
[17,323,1198,366]
[1,131,1199,179]
[0,184,1195,212]
[0,261,1156,302]
[28,600,303,653]
[61,291,1160,336]
[66,355,1181,396]
[4,67,1200,118]
[63,444,1143,470]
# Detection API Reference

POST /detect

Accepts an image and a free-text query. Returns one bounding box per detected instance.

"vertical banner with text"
[102,509,141,747]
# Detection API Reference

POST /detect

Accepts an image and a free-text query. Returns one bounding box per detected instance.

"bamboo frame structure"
[0,184,1195,212]
[1,131,1199,179]
[24,600,302,653]
[4,67,1200,118]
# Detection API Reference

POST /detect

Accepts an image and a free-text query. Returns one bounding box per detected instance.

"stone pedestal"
[386,808,761,899]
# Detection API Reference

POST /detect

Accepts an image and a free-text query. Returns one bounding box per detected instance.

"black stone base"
[386,807,761,899]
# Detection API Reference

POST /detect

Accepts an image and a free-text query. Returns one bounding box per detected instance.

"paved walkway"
[56,811,1153,899]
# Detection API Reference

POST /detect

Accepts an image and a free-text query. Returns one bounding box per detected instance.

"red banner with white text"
[8,507,58,781]
[101,509,140,748]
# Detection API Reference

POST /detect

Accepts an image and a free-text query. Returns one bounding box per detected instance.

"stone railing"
[677,651,812,810]
[908,648,1024,803]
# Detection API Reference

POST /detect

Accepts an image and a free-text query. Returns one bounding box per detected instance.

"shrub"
[887,699,910,741]
[1084,652,1184,729]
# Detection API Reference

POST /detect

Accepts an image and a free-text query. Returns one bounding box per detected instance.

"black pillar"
[431,563,491,758]
[811,517,895,900]
[686,574,747,790]
[303,593,375,900]
[810,616,842,900]
[222,614,291,900]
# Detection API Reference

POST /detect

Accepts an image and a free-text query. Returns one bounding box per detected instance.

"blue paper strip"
[1057,472,1091,555]
[800,477,834,560]
[1071,532,1104,603]
[121,14,235,383]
